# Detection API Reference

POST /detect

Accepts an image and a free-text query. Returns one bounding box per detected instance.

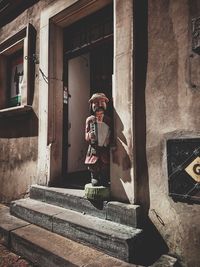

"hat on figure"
[89,93,109,103]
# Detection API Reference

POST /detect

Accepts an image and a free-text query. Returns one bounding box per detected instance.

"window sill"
[0,105,33,118]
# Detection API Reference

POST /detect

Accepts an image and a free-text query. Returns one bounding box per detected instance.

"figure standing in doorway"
[85,93,111,187]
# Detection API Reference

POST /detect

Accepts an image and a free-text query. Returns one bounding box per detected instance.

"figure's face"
[92,98,107,113]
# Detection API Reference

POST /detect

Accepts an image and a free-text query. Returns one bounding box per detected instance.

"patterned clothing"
[85,115,111,165]
[85,114,111,186]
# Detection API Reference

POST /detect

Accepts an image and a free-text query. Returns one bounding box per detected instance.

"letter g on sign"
[193,164,200,175]
[185,157,200,183]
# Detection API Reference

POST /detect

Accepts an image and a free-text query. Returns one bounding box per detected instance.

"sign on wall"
[9,53,23,107]
[185,156,200,183]
[167,139,200,204]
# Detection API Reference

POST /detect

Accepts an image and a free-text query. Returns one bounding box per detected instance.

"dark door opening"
[62,5,113,189]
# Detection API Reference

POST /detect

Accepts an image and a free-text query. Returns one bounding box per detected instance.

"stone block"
[11,224,102,267]
[106,201,141,228]
[30,185,142,227]
[10,198,65,231]
[0,204,29,247]
[53,209,143,262]
[0,227,10,247]
[30,184,45,201]
[150,254,179,267]
[10,198,144,262]
[30,185,107,219]
[10,224,139,267]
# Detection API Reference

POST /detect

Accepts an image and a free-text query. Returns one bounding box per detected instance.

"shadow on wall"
[133,1,171,265]
[111,108,133,201]
[134,0,150,216]
[0,111,38,138]
[111,109,132,182]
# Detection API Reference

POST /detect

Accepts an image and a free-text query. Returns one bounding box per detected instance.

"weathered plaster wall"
[111,0,135,203]
[146,1,200,266]
[0,0,54,202]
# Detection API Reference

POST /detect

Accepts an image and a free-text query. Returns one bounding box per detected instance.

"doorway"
[62,4,113,188]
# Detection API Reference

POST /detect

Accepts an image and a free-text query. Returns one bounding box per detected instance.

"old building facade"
[0,0,200,266]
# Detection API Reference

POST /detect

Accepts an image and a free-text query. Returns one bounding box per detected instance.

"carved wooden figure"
[85,93,111,187]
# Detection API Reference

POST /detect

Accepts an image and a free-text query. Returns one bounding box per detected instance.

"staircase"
[0,185,146,266]
[10,185,143,262]
[0,185,180,267]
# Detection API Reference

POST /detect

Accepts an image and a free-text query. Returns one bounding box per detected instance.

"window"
[8,49,24,107]
[0,23,36,115]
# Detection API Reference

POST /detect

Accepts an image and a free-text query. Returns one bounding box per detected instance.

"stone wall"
[0,0,53,202]
[146,1,200,266]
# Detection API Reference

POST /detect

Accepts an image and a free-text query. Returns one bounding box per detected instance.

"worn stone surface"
[10,198,65,231]
[11,224,141,267]
[0,203,143,266]
[150,254,179,267]
[10,198,143,262]
[0,203,176,267]
[30,185,141,226]
[53,210,142,262]
[0,204,30,246]
[106,201,141,228]
[29,185,45,202]
[30,185,106,219]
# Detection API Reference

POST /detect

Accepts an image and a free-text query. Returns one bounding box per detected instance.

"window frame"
[0,23,36,116]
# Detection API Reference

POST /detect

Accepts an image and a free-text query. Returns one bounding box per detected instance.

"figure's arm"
[85,117,91,141]
[85,116,97,143]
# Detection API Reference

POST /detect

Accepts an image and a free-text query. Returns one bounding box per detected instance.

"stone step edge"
[0,204,30,247]
[11,224,140,267]
[0,206,138,267]
[30,184,142,228]
[0,205,179,267]
[10,198,144,262]
[149,254,180,267]
[10,198,141,239]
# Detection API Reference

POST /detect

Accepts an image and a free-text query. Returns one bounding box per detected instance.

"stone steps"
[10,198,144,262]
[0,204,30,246]
[0,205,141,267]
[0,202,179,267]
[30,185,141,228]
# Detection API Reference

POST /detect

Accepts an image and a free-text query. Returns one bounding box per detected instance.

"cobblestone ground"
[0,244,33,267]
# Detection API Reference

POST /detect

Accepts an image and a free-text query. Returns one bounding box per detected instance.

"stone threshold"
[30,185,142,228]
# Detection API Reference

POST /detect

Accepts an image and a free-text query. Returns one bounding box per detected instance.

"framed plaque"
[167,139,200,204]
